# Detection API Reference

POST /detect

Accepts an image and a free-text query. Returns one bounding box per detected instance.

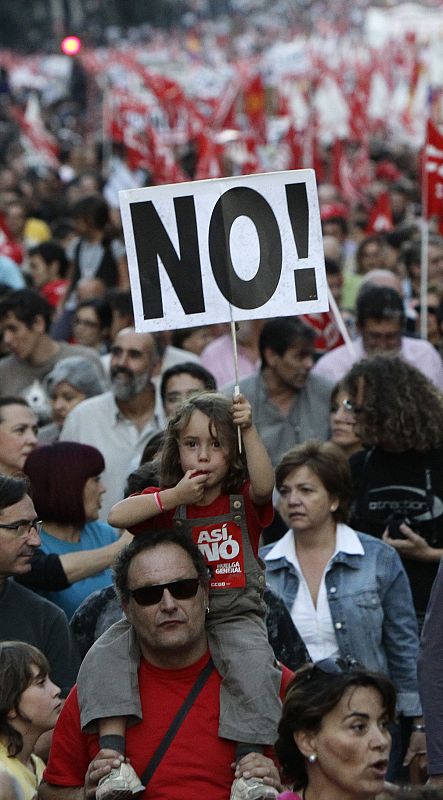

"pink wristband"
[154,491,164,513]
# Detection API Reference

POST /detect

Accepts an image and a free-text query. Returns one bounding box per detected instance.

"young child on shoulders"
[77,391,281,800]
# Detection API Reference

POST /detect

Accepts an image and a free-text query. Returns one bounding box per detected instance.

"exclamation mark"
[285,182,318,301]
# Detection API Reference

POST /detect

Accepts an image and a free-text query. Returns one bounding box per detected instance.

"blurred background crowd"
[0,1,442,797]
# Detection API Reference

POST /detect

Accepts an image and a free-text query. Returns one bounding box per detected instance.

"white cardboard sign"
[119,169,328,332]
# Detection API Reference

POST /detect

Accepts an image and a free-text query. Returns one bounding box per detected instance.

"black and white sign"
[119,169,328,332]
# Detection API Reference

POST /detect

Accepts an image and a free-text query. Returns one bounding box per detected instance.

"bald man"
[61,328,165,519]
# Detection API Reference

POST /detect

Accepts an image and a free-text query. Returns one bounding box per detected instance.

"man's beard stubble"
[111,367,152,402]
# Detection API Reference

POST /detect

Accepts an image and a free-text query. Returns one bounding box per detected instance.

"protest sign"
[119,169,328,332]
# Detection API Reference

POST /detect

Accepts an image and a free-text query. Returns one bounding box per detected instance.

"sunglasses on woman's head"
[130,577,201,607]
[310,657,361,676]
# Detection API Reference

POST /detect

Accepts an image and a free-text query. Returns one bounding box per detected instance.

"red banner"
[424,120,443,234]
[192,520,246,590]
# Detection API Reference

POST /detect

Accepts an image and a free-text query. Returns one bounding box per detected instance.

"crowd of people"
[0,11,443,800]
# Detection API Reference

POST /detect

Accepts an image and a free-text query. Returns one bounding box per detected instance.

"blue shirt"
[38,520,118,620]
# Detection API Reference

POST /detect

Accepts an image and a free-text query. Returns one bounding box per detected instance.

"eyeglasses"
[414,305,438,316]
[110,345,147,360]
[130,577,200,607]
[330,398,356,416]
[73,317,100,328]
[342,398,364,415]
[0,519,42,538]
[363,331,402,348]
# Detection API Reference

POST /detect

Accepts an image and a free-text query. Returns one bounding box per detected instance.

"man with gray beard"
[61,328,164,520]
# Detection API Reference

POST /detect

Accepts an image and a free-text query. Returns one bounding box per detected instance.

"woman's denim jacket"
[260,525,421,716]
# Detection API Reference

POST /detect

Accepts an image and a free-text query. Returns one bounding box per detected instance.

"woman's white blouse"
[268,525,364,662]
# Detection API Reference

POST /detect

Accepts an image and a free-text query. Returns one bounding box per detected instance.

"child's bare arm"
[107,471,211,528]
[232,393,274,505]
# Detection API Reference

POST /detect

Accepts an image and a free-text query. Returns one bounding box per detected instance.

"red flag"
[243,73,267,144]
[423,120,443,234]
[194,132,223,180]
[366,191,393,234]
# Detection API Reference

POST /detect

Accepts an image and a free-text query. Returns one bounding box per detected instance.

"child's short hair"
[0,641,49,757]
[160,392,247,494]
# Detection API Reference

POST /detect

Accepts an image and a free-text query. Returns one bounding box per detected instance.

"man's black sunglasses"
[130,578,201,607]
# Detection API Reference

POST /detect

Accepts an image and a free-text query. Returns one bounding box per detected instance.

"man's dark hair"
[50,218,76,241]
[70,195,109,231]
[114,528,209,603]
[160,362,217,401]
[356,285,405,328]
[0,289,52,332]
[0,475,29,513]
[324,257,341,276]
[124,460,161,497]
[402,240,421,276]
[402,235,442,277]
[28,241,69,278]
[76,298,113,331]
[322,216,348,236]
[259,317,315,367]
[105,289,133,317]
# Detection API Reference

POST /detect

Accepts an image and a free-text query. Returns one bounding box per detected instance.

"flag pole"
[327,285,356,357]
[230,316,242,454]
[420,121,430,341]
[419,219,429,341]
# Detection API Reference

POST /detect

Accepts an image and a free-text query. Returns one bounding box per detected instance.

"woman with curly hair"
[343,355,443,625]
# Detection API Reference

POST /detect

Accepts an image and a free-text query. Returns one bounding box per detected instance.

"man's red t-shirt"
[44,653,292,800]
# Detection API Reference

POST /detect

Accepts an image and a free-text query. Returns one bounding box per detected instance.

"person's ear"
[6,708,17,721]
[293,729,318,761]
[330,497,339,513]
[32,314,46,334]
[263,346,278,368]
[121,598,133,624]
[48,259,60,280]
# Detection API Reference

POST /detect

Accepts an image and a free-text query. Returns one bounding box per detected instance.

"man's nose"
[27,527,41,547]
[159,588,177,610]
[303,354,314,369]
[114,351,129,367]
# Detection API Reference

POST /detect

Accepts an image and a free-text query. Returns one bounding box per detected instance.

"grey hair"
[45,356,106,399]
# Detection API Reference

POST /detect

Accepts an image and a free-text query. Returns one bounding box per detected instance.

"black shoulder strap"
[140,658,214,787]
